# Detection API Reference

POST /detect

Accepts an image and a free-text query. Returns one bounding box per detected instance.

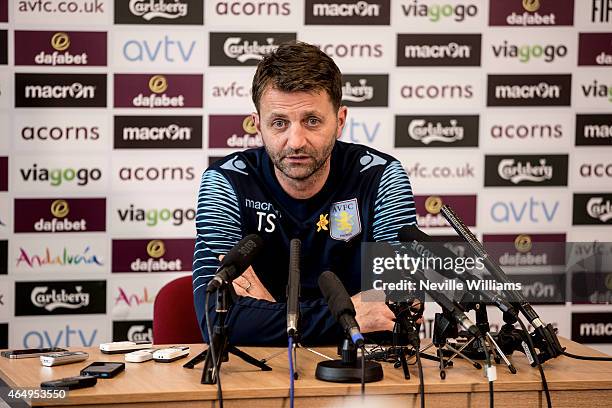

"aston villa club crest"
[330,198,361,241]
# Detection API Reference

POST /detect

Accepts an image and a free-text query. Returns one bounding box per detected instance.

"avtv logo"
[340,117,380,144]
[115,31,204,68]
[490,197,559,223]
[20,324,98,348]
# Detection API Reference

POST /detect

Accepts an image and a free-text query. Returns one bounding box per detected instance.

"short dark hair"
[251,41,342,113]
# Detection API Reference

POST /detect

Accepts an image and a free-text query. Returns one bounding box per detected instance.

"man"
[193,42,416,345]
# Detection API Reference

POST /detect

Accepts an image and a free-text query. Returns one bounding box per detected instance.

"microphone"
[318,271,365,347]
[439,206,542,322]
[398,225,516,315]
[206,234,264,293]
[439,204,565,362]
[387,233,482,339]
[409,267,481,338]
[286,239,301,337]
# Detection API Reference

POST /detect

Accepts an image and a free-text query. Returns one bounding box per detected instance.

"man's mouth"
[284,155,311,163]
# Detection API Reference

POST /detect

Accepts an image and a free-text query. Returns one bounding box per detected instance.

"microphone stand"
[440,204,566,365]
[420,311,482,379]
[183,286,272,383]
[451,293,517,374]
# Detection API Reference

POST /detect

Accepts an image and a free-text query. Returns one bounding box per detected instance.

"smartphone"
[1,347,68,359]
[99,341,153,354]
[40,351,89,367]
[80,362,125,378]
[41,375,97,390]
[125,349,158,363]
[153,346,190,363]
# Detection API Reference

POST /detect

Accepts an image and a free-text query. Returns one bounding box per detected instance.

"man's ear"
[252,112,261,135]
[336,106,348,139]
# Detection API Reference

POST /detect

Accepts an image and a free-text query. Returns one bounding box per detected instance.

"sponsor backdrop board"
[0,0,610,354]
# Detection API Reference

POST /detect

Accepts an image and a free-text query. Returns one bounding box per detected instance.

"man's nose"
[286,123,307,150]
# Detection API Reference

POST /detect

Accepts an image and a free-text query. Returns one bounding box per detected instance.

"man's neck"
[274,160,331,200]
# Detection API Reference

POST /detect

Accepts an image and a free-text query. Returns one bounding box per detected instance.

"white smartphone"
[153,346,190,363]
[40,351,89,367]
[99,341,153,354]
[125,349,158,363]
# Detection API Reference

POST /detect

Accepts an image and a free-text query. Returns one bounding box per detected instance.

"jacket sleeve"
[192,169,341,346]
[372,160,418,243]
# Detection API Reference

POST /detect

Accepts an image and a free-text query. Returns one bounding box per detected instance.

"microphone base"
[315,359,383,383]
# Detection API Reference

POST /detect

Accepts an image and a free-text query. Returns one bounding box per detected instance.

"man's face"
[253,87,347,181]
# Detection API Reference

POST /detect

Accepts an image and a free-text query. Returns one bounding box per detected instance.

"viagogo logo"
[20,164,102,186]
[116,204,195,226]
[401,0,479,22]
[491,41,567,63]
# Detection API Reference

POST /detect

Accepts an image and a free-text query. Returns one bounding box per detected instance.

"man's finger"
[232,281,247,297]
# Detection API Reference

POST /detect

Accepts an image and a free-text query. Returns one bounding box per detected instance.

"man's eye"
[307,117,320,126]
[271,120,286,129]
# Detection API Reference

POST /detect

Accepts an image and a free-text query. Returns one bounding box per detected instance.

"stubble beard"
[266,133,336,184]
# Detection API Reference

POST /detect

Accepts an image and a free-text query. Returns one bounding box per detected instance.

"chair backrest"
[153,275,204,344]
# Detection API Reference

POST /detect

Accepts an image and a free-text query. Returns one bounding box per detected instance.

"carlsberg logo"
[408,119,464,144]
[127,325,153,342]
[223,37,279,63]
[587,197,612,222]
[498,158,553,184]
[31,286,90,311]
[129,0,188,20]
[342,79,374,102]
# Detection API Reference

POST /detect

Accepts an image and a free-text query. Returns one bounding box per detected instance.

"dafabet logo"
[114,74,203,108]
[14,198,106,233]
[489,0,574,26]
[112,238,193,272]
[15,31,107,66]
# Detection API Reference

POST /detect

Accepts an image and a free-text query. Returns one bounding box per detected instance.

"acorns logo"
[148,75,168,94]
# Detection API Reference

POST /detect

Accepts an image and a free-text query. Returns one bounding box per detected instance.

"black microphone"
[439,206,543,323]
[387,233,482,339]
[318,271,365,347]
[206,234,264,293]
[398,225,516,315]
[286,239,301,337]
[409,267,482,338]
[440,204,565,362]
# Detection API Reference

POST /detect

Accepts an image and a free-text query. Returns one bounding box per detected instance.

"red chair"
[153,276,204,344]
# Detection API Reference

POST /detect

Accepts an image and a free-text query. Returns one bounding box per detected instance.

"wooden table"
[0,338,611,407]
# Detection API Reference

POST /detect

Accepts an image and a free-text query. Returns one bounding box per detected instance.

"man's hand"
[351,290,395,333]
[218,255,276,302]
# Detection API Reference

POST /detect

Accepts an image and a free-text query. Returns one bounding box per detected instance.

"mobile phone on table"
[1,347,68,359]
[40,351,89,367]
[80,362,125,378]
[41,375,97,390]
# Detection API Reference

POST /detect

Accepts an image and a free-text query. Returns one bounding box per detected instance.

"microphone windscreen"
[318,271,356,321]
[397,224,430,244]
[220,234,264,281]
[287,238,301,307]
